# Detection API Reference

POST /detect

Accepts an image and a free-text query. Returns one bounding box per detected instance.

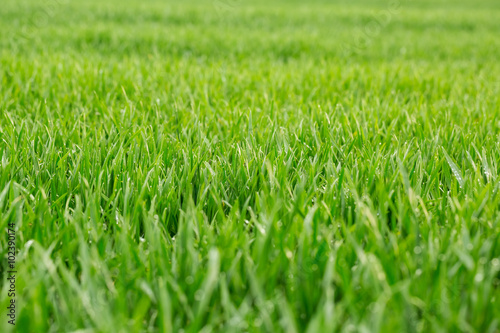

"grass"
[1,0,500,331]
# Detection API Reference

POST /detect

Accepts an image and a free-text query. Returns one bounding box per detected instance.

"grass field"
[1,0,500,331]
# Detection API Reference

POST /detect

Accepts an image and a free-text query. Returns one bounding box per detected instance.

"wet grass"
[1,0,500,331]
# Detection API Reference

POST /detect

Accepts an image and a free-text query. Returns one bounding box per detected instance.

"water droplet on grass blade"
[443,148,465,188]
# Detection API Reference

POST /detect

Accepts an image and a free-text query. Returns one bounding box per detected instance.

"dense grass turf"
[1,0,500,331]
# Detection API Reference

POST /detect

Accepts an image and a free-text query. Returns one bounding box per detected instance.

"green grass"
[1,0,500,331]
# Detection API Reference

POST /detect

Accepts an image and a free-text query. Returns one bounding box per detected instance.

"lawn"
[1,0,500,331]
